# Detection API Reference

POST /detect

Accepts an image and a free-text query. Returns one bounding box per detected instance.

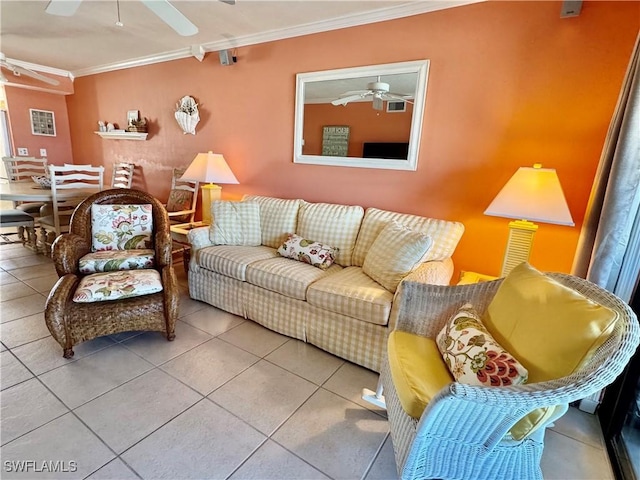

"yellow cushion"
[510,404,564,441]
[387,331,453,419]
[484,263,618,383]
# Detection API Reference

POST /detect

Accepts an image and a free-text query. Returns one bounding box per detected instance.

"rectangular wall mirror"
[293,60,430,170]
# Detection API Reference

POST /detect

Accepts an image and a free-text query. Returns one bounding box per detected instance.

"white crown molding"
[74,0,483,78]
[6,57,74,81]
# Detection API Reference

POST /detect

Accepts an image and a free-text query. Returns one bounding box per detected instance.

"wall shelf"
[95,131,148,141]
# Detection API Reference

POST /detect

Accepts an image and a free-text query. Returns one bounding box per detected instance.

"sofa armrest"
[187,226,213,254]
[402,258,454,286]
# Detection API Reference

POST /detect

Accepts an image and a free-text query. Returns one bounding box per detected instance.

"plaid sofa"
[187,195,464,372]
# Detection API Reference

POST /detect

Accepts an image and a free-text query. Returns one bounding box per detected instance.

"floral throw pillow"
[436,303,528,387]
[166,189,194,223]
[91,204,153,252]
[277,233,338,270]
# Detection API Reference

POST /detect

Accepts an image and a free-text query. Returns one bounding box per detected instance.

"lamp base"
[201,184,222,225]
[501,220,538,277]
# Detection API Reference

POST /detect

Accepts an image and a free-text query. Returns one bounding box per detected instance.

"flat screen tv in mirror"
[293,60,429,170]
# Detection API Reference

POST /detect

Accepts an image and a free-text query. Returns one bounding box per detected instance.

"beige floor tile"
[210,359,317,435]
[107,330,143,342]
[85,458,139,479]
[0,378,69,445]
[550,405,605,449]
[1,351,33,390]
[74,369,202,453]
[0,247,39,261]
[0,413,115,479]
[0,293,46,323]
[364,434,399,480]
[219,320,290,357]
[177,294,208,318]
[273,389,389,480]
[0,271,19,285]
[39,344,154,409]
[323,362,386,417]
[265,339,344,385]
[8,263,57,281]
[121,319,212,366]
[541,429,614,480]
[122,399,266,480]
[0,254,52,271]
[162,338,259,395]
[180,306,245,336]
[23,274,59,294]
[0,282,39,302]
[0,312,50,348]
[1,342,6,351]
[11,335,116,376]
[230,439,329,480]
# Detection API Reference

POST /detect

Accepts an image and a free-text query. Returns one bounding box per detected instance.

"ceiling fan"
[0,53,60,86]
[331,76,413,111]
[45,0,233,37]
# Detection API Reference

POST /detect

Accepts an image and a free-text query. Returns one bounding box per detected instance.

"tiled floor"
[0,242,616,479]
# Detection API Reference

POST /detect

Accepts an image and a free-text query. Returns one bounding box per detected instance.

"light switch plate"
[40,148,47,157]
[17,148,28,156]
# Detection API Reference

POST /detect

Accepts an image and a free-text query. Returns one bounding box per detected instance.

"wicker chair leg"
[63,348,74,359]
[167,332,176,341]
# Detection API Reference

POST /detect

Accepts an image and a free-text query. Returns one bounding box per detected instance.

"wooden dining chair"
[1,156,48,215]
[111,162,135,189]
[39,165,104,255]
[166,167,199,224]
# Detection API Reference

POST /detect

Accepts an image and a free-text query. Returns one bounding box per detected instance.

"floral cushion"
[91,204,153,251]
[79,249,155,274]
[362,220,432,293]
[276,233,338,270]
[166,189,194,223]
[73,270,163,303]
[436,303,528,387]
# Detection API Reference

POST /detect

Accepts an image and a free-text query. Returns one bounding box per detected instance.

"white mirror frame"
[293,60,430,171]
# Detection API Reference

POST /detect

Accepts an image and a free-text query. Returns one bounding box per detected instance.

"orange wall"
[66,1,639,278]
[303,102,413,157]
[5,86,73,166]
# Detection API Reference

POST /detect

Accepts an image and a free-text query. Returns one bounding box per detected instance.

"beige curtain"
[571,33,640,303]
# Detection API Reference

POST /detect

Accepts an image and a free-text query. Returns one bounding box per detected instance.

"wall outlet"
[40,148,47,157]
[17,148,29,156]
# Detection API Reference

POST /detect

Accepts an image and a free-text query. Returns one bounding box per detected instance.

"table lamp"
[180,151,238,225]
[484,164,574,277]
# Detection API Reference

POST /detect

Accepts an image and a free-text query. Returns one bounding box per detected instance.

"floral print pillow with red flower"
[91,204,153,251]
[436,303,528,387]
[277,233,338,270]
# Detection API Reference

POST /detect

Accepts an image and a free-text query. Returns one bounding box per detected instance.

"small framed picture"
[30,109,56,136]
[127,110,139,125]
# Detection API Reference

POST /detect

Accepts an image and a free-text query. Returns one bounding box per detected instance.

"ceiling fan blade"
[141,0,198,36]
[331,94,365,106]
[45,0,83,16]
[384,94,414,104]
[11,65,60,86]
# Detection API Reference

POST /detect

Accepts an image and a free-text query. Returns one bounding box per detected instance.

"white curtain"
[572,33,640,304]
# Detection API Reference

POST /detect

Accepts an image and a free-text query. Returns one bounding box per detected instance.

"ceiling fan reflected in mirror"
[331,76,413,111]
[45,0,234,37]
[0,53,60,86]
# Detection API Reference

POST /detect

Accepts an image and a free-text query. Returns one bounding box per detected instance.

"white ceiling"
[0,0,479,78]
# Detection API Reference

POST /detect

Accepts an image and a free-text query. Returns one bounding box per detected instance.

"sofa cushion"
[91,204,153,251]
[209,200,261,246]
[388,330,454,419]
[307,266,393,326]
[73,269,163,303]
[79,249,155,274]
[242,195,302,249]
[197,245,278,281]
[246,257,342,301]
[436,303,528,387]
[297,201,364,267]
[362,221,433,293]
[352,207,464,267]
[484,262,618,383]
[276,233,338,270]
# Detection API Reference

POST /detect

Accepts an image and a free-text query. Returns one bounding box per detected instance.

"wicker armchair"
[45,189,178,358]
[381,274,639,480]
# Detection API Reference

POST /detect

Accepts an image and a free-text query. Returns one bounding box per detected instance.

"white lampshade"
[180,151,239,185]
[484,165,574,226]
